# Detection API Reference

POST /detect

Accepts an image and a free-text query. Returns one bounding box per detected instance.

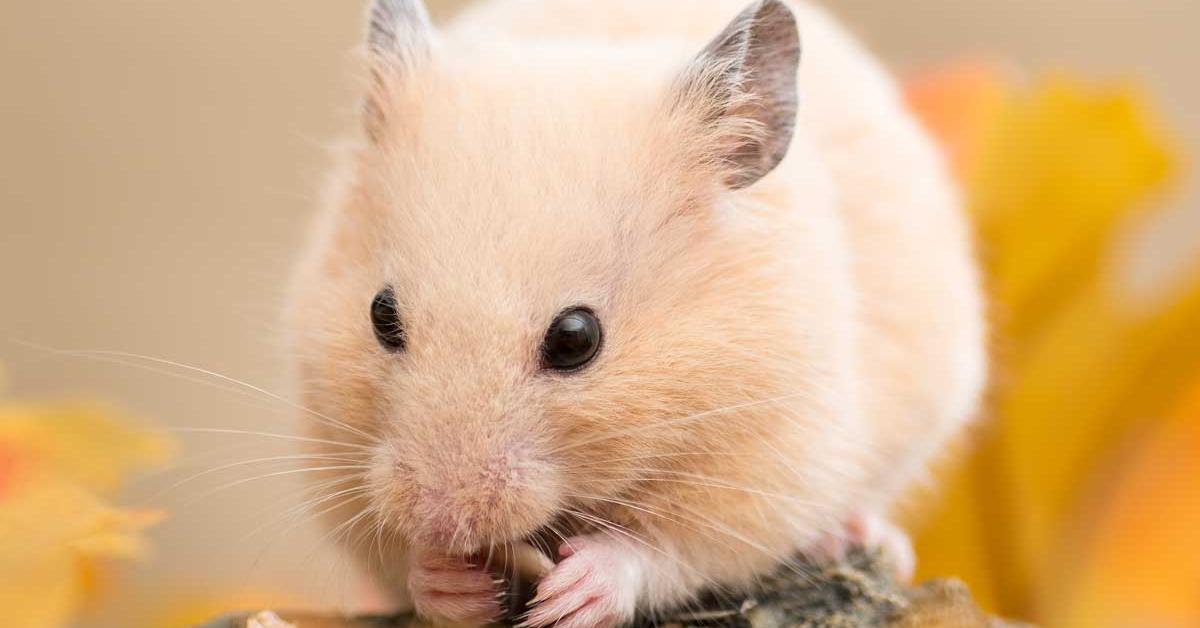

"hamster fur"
[286,0,986,626]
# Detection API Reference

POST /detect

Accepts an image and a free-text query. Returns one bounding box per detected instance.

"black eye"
[371,287,407,351]
[541,307,602,372]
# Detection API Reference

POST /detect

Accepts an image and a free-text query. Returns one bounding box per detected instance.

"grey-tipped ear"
[367,0,433,57]
[676,0,801,189]
[364,0,434,141]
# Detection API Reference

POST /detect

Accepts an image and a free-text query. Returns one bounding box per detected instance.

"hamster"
[286,0,986,626]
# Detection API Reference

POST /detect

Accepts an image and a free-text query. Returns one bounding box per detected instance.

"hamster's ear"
[673,0,801,190]
[363,0,435,142]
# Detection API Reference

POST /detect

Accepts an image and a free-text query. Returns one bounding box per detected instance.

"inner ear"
[674,0,801,190]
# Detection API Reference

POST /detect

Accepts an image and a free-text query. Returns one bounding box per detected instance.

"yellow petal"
[0,394,173,627]
[906,72,1190,623]
[0,402,174,496]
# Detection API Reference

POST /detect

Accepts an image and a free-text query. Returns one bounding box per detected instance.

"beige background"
[1,1,1196,625]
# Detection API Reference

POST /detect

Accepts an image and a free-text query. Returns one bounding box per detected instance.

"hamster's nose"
[412,442,555,553]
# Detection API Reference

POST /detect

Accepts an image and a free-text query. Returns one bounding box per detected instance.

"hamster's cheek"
[351,443,418,548]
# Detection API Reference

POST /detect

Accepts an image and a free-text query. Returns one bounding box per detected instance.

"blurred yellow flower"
[906,63,1200,626]
[0,399,174,628]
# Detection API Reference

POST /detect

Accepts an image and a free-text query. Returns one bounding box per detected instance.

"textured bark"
[197,550,1022,628]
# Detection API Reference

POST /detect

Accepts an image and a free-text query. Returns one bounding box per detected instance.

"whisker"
[544,520,576,557]
[155,452,366,500]
[603,450,752,462]
[304,502,377,600]
[567,450,758,472]
[171,427,374,452]
[564,492,742,558]
[17,342,376,443]
[239,482,372,578]
[178,464,372,508]
[585,469,821,508]
[549,391,812,455]
[241,481,371,546]
[373,505,389,577]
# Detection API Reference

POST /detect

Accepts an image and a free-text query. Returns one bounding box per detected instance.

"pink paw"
[520,536,639,628]
[812,513,915,582]
[408,553,503,625]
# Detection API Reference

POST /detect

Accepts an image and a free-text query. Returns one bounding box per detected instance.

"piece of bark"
[197,550,1023,628]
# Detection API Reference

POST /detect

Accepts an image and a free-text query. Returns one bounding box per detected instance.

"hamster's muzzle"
[402,437,560,554]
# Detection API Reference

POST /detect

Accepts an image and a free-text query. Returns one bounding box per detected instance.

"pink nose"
[413,451,522,550]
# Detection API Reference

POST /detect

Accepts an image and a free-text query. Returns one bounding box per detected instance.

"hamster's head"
[290,0,850,556]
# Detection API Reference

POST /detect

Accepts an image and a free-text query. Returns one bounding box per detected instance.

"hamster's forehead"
[360,46,690,309]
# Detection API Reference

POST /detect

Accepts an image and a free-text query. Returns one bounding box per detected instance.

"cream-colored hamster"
[287,0,986,626]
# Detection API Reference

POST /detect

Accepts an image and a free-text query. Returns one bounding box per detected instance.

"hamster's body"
[288,1,985,626]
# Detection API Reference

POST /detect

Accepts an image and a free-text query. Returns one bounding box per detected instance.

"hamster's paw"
[520,536,640,628]
[811,512,915,582]
[408,553,503,625]
[847,513,915,581]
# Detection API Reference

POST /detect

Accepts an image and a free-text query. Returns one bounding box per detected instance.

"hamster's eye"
[370,287,407,352]
[541,307,602,372]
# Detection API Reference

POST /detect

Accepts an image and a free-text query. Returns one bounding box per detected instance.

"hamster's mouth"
[482,511,602,619]
[480,512,584,623]
[474,510,594,574]
[521,511,582,559]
